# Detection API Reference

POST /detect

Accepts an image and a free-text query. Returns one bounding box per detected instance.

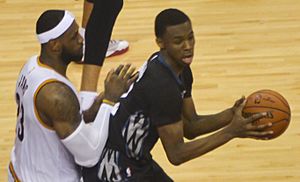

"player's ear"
[156,37,165,49]
[48,39,62,52]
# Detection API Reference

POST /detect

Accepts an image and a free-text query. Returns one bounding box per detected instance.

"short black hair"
[155,8,190,38]
[36,10,65,34]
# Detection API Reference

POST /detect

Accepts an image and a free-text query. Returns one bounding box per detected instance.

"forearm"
[83,94,103,123]
[171,127,234,165]
[184,108,233,139]
[79,90,106,123]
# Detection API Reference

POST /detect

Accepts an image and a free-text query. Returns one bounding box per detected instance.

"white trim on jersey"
[10,56,81,182]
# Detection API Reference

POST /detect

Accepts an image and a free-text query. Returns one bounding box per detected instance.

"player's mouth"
[182,55,193,64]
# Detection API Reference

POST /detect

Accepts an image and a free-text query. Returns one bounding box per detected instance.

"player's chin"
[72,54,83,63]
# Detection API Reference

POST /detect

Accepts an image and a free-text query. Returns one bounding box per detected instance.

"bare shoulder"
[35,81,80,125]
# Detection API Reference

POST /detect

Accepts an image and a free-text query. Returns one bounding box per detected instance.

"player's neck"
[39,52,68,77]
[160,51,184,76]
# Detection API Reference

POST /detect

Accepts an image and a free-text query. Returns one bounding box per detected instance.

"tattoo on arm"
[36,81,81,139]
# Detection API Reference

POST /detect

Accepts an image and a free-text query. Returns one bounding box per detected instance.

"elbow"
[168,157,183,166]
[76,156,100,167]
[184,132,196,140]
[183,119,197,140]
[183,126,196,140]
[167,152,185,166]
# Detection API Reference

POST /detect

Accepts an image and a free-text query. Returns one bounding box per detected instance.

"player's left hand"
[103,64,138,103]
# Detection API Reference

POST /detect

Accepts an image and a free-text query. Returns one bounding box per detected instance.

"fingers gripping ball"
[243,90,291,139]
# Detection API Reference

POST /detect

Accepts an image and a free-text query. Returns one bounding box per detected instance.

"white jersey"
[8,55,81,182]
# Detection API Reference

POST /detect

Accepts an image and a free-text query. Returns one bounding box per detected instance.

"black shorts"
[82,160,173,182]
[127,161,173,182]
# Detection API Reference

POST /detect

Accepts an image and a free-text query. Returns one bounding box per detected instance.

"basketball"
[243,89,291,139]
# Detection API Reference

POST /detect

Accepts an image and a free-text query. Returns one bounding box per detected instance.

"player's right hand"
[103,64,138,103]
[225,100,273,140]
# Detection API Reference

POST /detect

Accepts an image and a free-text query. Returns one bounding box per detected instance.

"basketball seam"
[243,106,291,116]
[271,118,290,124]
[258,90,290,110]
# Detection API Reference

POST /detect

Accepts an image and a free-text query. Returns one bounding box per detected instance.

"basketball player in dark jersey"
[82,8,273,182]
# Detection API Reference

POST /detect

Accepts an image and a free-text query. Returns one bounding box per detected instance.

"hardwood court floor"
[0,0,300,181]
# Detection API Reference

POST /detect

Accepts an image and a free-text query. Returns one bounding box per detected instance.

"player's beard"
[61,48,83,65]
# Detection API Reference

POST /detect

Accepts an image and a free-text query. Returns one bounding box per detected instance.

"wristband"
[102,99,115,106]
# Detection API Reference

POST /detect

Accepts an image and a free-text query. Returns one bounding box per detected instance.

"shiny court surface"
[0,0,299,181]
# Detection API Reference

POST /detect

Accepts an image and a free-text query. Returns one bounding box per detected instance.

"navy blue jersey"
[82,52,193,182]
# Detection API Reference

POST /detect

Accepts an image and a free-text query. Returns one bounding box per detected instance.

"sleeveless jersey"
[8,55,81,182]
[82,52,193,181]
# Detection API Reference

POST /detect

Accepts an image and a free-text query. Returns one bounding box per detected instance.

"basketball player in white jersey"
[8,9,137,182]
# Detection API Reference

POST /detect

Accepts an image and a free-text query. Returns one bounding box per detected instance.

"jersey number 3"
[16,93,25,141]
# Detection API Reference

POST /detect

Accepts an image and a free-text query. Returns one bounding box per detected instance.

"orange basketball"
[243,89,291,139]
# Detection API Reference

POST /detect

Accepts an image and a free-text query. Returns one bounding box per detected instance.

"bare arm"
[83,92,104,123]
[36,81,81,139]
[158,101,272,166]
[35,65,138,167]
[36,81,113,166]
[158,120,233,166]
[182,97,244,139]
